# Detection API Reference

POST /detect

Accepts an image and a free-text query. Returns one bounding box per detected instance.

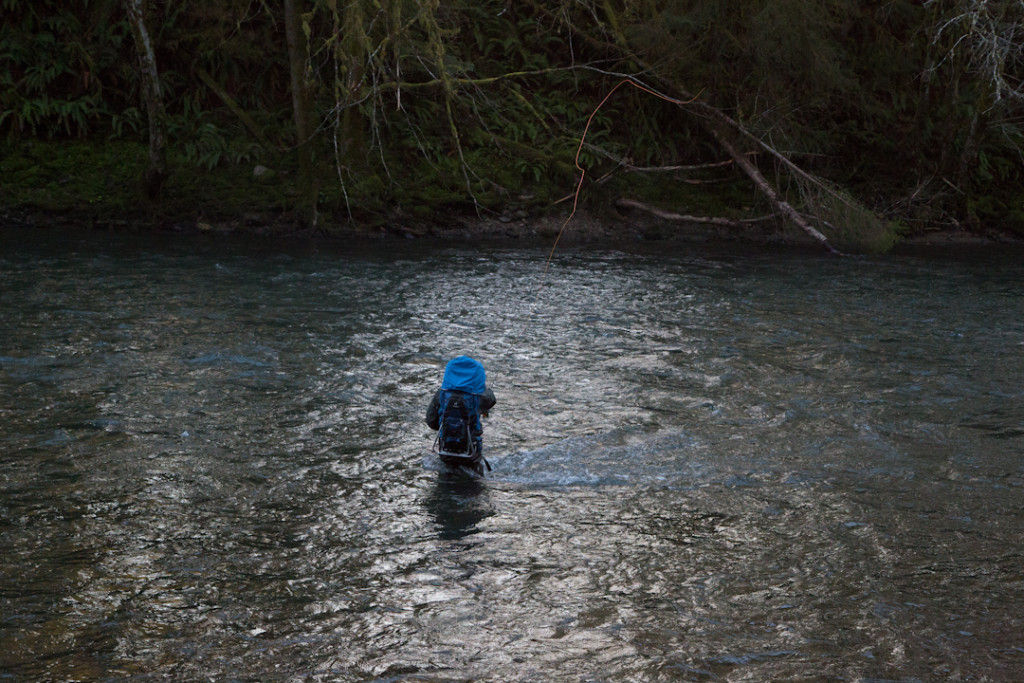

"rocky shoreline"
[4,204,1022,254]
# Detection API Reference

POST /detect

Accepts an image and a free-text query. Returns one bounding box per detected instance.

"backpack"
[435,390,480,458]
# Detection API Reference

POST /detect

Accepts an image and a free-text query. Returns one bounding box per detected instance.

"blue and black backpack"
[432,356,490,472]
[436,390,481,458]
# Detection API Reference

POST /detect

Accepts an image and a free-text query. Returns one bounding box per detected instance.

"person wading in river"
[426,356,496,475]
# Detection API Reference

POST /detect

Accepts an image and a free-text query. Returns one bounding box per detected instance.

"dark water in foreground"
[1,228,1023,682]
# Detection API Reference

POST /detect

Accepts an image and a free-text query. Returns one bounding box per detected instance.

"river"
[2,227,1023,681]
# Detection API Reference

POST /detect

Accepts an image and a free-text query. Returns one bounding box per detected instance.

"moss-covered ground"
[2,139,1021,252]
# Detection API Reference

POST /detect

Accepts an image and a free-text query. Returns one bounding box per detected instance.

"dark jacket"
[426,388,496,433]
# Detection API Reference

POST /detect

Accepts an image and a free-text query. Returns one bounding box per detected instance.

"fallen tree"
[705,121,838,253]
[522,0,897,253]
[553,75,895,253]
[614,197,776,228]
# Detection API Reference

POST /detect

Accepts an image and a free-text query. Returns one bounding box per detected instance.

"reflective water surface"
[2,228,1023,681]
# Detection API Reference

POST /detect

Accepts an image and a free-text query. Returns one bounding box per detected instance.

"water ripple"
[2,231,1023,680]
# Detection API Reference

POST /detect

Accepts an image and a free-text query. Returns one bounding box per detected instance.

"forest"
[2,0,1023,252]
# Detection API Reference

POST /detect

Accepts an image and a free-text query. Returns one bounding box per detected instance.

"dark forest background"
[2,0,1022,251]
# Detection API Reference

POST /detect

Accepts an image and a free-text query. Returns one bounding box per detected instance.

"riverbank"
[3,139,1022,254]
[4,201,1022,257]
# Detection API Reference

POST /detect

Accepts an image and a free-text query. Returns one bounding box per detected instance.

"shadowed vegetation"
[2,0,1022,250]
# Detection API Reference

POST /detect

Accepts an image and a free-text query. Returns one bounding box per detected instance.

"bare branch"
[615,198,776,226]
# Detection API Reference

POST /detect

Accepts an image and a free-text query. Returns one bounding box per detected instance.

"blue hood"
[440,356,486,395]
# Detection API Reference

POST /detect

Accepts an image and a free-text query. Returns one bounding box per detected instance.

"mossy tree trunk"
[284,0,318,225]
[124,0,167,202]
[334,0,369,168]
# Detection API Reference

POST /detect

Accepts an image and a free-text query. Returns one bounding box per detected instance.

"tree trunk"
[706,124,839,253]
[615,198,775,227]
[124,0,166,201]
[284,0,318,225]
[337,0,368,166]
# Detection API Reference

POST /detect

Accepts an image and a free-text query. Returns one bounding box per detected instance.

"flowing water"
[2,227,1023,682]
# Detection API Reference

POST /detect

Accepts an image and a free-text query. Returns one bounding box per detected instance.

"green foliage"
[0,0,131,139]
[1,0,1023,242]
[166,100,263,170]
[110,107,144,139]
[801,183,900,254]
